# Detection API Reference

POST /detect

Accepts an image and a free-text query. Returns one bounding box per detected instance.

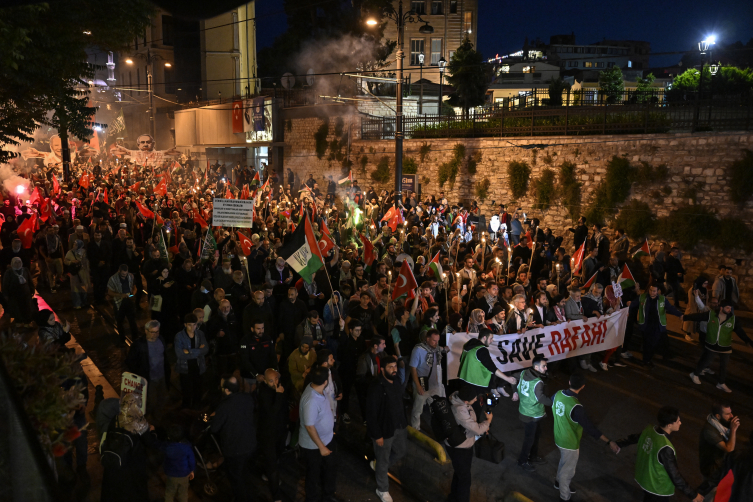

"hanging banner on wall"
[109,133,181,166]
[446,308,629,378]
[245,97,273,143]
[232,100,244,134]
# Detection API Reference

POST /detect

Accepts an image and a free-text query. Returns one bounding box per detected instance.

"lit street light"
[418,52,425,114]
[125,49,173,140]
[438,56,447,118]
[694,35,715,131]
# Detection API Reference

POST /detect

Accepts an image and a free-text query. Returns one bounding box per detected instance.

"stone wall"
[281,113,753,302]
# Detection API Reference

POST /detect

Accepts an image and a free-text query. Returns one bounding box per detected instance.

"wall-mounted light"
[125,58,134,64]
[164,62,172,67]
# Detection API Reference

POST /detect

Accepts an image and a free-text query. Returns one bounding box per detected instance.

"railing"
[361,94,753,140]
[490,88,670,110]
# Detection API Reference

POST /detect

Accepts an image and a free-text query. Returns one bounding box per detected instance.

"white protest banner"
[121,372,148,414]
[212,198,255,228]
[447,308,629,378]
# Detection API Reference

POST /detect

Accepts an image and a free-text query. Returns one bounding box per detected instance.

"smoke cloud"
[0,164,31,195]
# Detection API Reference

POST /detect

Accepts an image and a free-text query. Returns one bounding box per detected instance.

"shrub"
[532,168,556,210]
[613,199,656,238]
[507,160,531,199]
[371,156,391,183]
[314,121,329,159]
[542,153,554,165]
[559,161,581,221]
[403,156,418,174]
[453,143,466,161]
[359,155,368,172]
[715,217,753,253]
[636,161,669,185]
[438,144,465,188]
[475,177,491,200]
[656,205,718,249]
[585,155,635,225]
[467,151,481,175]
[419,142,432,162]
[729,149,753,207]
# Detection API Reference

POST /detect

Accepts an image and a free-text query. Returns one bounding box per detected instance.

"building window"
[449,50,455,60]
[583,61,593,68]
[596,62,604,68]
[410,39,425,66]
[607,62,615,68]
[430,38,442,65]
[568,61,578,67]
[411,1,425,14]
[450,1,457,13]
[574,47,583,53]
[464,11,472,33]
[162,15,173,46]
[431,0,442,14]
[628,60,632,68]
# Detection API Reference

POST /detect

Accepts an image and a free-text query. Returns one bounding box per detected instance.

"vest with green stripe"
[458,344,492,387]
[552,390,583,450]
[637,293,667,326]
[517,370,545,418]
[635,425,675,496]
[705,310,736,348]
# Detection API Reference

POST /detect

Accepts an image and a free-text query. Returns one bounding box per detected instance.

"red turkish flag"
[154,177,168,197]
[392,259,418,301]
[129,181,141,192]
[237,231,254,256]
[52,175,61,196]
[318,232,335,255]
[194,215,209,229]
[135,200,155,219]
[18,214,37,249]
[29,187,42,206]
[240,184,250,200]
[79,173,90,190]
[232,100,244,133]
[103,188,109,204]
[320,219,332,236]
[225,188,235,199]
[39,199,54,222]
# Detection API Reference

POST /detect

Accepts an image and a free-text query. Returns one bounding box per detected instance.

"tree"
[667,66,753,101]
[634,72,655,103]
[547,77,571,106]
[0,1,153,164]
[598,65,624,104]
[445,38,492,119]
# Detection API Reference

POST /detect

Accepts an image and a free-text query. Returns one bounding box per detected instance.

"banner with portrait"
[446,308,629,378]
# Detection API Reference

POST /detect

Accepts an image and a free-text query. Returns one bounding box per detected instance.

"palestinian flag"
[359,233,377,273]
[251,171,261,186]
[632,239,651,259]
[157,229,169,260]
[338,171,353,186]
[278,216,323,284]
[617,264,636,289]
[582,271,598,290]
[428,251,443,279]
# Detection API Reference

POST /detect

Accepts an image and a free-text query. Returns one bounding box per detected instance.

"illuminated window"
[410,39,425,66]
[464,11,472,33]
[628,61,632,68]
[431,39,442,65]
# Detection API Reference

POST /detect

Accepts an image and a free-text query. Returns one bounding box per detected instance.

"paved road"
[48,286,753,502]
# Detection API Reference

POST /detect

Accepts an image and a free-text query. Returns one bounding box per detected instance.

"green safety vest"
[637,293,667,326]
[634,425,675,496]
[705,310,736,348]
[458,345,492,387]
[552,390,583,450]
[517,370,545,419]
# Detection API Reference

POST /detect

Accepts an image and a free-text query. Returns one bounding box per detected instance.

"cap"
[491,304,506,316]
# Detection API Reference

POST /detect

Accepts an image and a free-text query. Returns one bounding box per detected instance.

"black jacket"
[205,312,240,356]
[124,336,171,383]
[257,382,289,441]
[210,392,257,457]
[365,372,407,441]
[709,446,753,502]
[242,301,275,338]
[531,305,557,326]
[238,334,278,379]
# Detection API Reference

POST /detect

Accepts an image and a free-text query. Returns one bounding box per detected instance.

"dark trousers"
[518,419,542,464]
[92,267,108,302]
[354,380,369,421]
[696,348,730,384]
[179,367,202,408]
[339,371,355,417]
[63,412,88,470]
[259,432,286,501]
[225,454,252,502]
[667,280,684,306]
[643,491,671,501]
[302,440,338,502]
[114,298,138,342]
[642,328,667,364]
[447,445,474,502]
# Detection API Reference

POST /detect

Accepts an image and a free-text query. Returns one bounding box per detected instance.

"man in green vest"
[552,373,619,501]
[628,284,684,368]
[628,406,703,502]
[457,328,517,392]
[686,300,751,393]
[516,355,552,472]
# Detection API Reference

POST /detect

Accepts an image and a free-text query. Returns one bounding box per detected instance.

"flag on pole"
[129,181,141,192]
[320,219,333,237]
[632,239,651,259]
[317,232,335,255]
[392,259,419,301]
[52,175,61,196]
[157,228,169,260]
[29,187,42,206]
[617,264,636,289]
[571,241,586,274]
[237,232,254,256]
[103,188,109,204]
[278,216,324,284]
[381,206,403,231]
[39,199,54,222]
[359,233,377,273]
[582,271,599,290]
[18,214,37,248]
[225,188,235,199]
[240,184,250,200]
[194,215,209,230]
[428,251,443,279]
[154,177,168,197]
[108,109,126,137]
[79,173,90,190]
[251,171,261,186]
[338,171,353,186]
[135,201,155,219]
[200,230,218,263]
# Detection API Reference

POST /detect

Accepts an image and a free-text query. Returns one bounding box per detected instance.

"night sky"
[255,0,753,73]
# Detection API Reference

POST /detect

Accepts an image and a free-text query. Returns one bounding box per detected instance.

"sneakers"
[370,460,376,471]
[612,361,627,368]
[701,368,715,375]
[579,359,589,370]
[599,362,609,371]
[620,351,632,359]
[689,373,701,385]
[716,383,732,393]
[518,462,536,472]
[579,360,597,372]
[586,364,597,373]
[554,480,577,494]
[342,413,351,425]
[530,456,546,465]
[376,489,393,502]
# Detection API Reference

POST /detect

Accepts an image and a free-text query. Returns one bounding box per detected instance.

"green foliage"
[403,156,418,174]
[314,121,329,159]
[613,200,656,238]
[635,73,656,102]
[559,161,582,221]
[467,151,481,175]
[715,217,753,253]
[667,66,753,100]
[729,149,753,207]
[453,143,466,160]
[0,1,155,163]
[656,205,718,249]
[371,156,391,183]
[542,154,554,165]
[507,160,531,199]
[437,144,466,188]
[599,66,625,104]
[636,161,669,184]
[334,116,345,136]
[475,177,491,200]
[532,168,556,210]
[547,76,571,107]
[419,142,432,162]
[585,156,635,225]
[445,38,493,118]
[441,101,457,117]
[359,155,368,172]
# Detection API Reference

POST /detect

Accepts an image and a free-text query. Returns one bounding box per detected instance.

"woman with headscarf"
[36,309,71,350]
[2,256,34,327]
[64,239,91,309]
[466,308,486,334]
[683,275,710,342]
[100,393,157,502]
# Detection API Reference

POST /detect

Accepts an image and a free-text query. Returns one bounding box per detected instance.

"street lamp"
[438,56,447,118]
[693,36,715,131]
[418,53,425,114]
[125,49,172,141]
[366,1,433,211]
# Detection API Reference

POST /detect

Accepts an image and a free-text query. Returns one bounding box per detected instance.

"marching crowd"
[3,151,751,502]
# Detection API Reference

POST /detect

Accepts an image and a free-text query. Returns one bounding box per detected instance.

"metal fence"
[361,95,753,140]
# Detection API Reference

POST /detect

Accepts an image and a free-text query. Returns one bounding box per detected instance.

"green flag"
[157,228,169,260]
[200,231,217,263]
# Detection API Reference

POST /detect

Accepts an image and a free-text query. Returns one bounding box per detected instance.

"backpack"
[99,425,134,468]
[429,395,467,448]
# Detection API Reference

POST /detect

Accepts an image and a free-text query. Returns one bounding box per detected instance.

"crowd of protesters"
[2,148,750,502]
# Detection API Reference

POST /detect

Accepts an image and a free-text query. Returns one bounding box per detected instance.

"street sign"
[401,174,418,195]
